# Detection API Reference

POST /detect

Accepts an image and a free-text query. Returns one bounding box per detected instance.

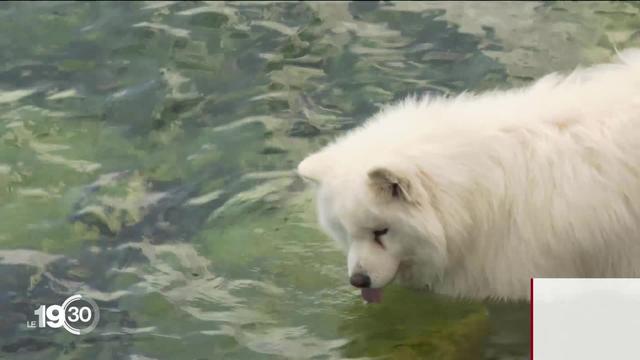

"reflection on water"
[0,1,638,359]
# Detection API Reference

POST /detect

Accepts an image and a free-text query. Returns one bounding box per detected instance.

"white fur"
[298,49,640,301]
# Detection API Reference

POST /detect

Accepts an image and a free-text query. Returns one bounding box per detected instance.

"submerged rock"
[287,120,320,137]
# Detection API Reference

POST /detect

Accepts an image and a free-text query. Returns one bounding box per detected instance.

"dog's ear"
[368,167,414,202]
[297,151,331,184]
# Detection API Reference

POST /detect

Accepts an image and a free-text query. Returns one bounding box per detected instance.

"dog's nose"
[350,273,371,288]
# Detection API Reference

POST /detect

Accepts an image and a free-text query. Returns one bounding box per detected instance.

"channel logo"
[27,294,100,335]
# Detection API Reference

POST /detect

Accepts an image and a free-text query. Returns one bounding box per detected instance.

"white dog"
[297,49,640,302]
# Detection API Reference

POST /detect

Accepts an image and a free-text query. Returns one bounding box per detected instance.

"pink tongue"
[361,288,383,303]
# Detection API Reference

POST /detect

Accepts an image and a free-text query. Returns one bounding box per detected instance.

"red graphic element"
[530,278,534,360]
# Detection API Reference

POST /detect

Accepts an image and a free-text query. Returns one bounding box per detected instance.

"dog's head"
[297,150,449,302]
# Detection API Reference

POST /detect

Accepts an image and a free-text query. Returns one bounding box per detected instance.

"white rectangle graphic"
[533,278,640,360]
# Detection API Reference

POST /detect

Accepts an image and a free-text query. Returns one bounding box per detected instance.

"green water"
[1,1,639,359]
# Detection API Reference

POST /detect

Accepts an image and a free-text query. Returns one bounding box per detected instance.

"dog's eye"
[373,228,388,237]
[373,228,388,247]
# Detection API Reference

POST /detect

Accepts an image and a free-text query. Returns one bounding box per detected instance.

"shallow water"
[1,1,639,359]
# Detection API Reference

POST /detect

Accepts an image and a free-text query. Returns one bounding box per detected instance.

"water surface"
[1,1,639,359]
